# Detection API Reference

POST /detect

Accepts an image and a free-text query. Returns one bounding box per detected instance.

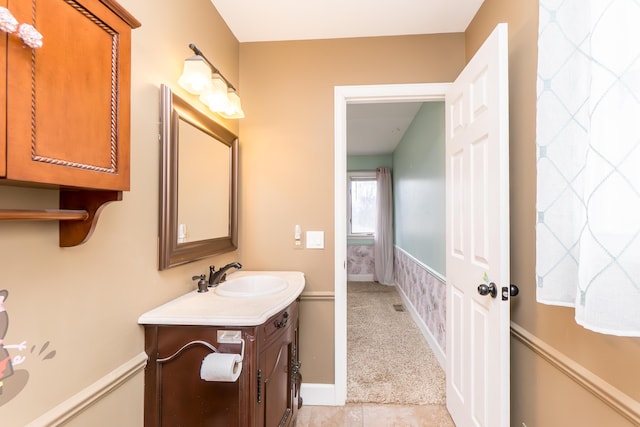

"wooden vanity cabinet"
[3,0,139,191]
[143,301,302,427]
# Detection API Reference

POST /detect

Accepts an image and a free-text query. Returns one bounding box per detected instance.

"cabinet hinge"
[291,346,301,389]
[257,369,262,403]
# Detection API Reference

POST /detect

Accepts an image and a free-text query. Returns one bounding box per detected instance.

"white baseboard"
[396,284,446,370]
[300,383,341,406]
[347,274,374,282]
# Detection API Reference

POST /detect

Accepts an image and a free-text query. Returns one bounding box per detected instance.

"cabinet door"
[258,328,295,427]
[5,0,132,190]
[257,303,299,427]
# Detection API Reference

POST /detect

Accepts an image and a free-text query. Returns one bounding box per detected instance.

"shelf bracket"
[59,190,122,247]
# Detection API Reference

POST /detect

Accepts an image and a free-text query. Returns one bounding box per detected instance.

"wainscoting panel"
[347,244,374,281]
[394,247,446,352]
[511,323,640,426]
[26,352,147,426]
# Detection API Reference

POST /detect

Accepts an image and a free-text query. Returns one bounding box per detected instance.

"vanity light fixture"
[178,43,244,119]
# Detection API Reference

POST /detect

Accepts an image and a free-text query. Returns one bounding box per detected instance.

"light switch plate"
[306,231,324,249]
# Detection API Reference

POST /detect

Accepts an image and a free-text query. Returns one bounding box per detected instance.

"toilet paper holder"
[216,330,245,362]
[156,330,245,363]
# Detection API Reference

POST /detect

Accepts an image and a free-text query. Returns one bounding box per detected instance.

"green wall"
[346,104,446,272]
[347,154,393,171]
[392,102,445,275]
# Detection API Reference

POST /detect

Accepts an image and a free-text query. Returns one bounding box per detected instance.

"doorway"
[332,26,511,427]
[334,83,451,404]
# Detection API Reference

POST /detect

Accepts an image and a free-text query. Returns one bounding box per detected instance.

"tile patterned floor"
[295,403,456,427]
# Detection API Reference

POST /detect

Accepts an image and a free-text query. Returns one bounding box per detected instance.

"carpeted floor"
[346,281,446,405]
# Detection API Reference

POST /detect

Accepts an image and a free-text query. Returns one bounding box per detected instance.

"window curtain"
[374,167,394,285]
[536,0,640,336]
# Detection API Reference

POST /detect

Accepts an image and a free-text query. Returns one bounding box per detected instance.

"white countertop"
[138,271,305,326]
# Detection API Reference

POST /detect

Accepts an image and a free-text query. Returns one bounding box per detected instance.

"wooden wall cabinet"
[0,0,140,245]
[143,301,302,427]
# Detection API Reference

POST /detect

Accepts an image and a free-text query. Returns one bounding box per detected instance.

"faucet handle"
[192,275,208,293]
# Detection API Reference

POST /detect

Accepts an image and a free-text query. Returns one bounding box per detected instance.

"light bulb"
[220,89,245,119]
[200,74,231,112]
[178,55,211,95]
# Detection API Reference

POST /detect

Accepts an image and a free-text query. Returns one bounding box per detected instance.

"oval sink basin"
[215,275,289,298]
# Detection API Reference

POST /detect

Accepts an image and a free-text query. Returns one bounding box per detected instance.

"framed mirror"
[159,84,238,270]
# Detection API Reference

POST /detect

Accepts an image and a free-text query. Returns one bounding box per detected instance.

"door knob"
[501,284,520,300]
[509,284,519,297]
[477,282,497,298]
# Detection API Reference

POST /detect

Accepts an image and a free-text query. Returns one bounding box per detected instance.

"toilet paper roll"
[200,353,242,382]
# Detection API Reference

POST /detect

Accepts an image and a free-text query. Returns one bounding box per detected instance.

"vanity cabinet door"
[257,302,299,427]
[4,0,135,191]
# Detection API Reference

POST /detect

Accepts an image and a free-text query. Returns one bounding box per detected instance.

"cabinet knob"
[274,311,289,329]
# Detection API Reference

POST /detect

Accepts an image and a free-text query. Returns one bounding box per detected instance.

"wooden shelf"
[0,190,122,247]
[0,209,89,221]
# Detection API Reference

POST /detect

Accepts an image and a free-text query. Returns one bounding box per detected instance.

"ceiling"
[210,0,484,155]
[347,103,423,155]
[210,0,484,42]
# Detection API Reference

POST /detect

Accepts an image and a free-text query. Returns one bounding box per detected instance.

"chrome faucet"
[208,262,243,286]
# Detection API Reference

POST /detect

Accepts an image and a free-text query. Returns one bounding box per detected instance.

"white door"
[445,23,510,427]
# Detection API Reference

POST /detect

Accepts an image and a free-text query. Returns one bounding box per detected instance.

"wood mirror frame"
[158,84,238,270]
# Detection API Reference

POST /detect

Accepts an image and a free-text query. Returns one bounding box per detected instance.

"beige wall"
[4,1,636,425]
[0,0,240,424]
[238,34,466,382]
[0,2,466,422]
[466,0,640,426]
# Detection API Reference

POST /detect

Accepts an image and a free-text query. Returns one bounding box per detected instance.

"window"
[348,172,376,237]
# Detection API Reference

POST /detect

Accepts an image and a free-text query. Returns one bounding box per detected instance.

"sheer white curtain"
[374,167,394,285]
[536,0,640,336]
